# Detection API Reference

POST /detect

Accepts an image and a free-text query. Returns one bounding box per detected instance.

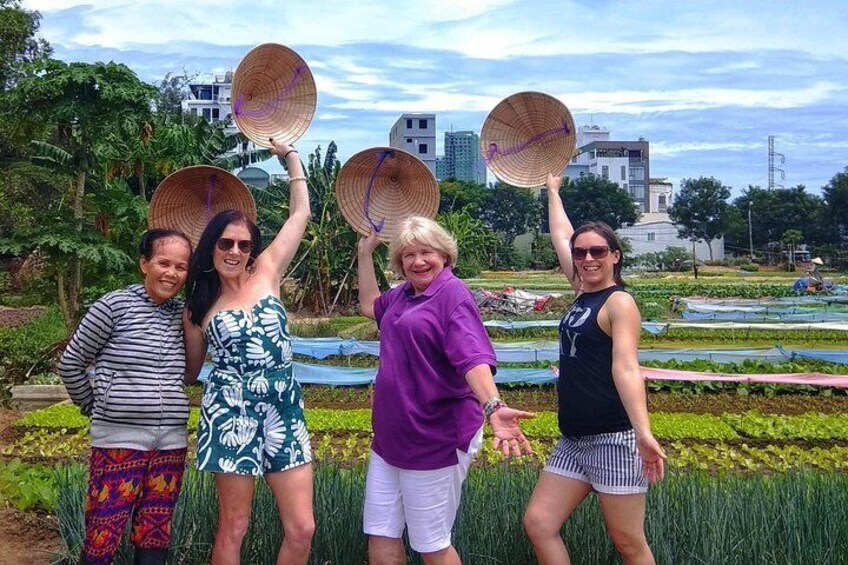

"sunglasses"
[572,245,610,260]
[216,238,254,253]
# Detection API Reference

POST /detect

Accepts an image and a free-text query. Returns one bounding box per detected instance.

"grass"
[52,464,848,564]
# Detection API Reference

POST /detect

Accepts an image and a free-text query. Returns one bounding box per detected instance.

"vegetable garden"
[1,271,848,563]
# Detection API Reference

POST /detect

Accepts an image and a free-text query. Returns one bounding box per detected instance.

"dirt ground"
[0,408,64,565]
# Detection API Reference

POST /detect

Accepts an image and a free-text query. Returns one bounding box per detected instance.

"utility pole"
[768,135,785,190]
[748,201,755,260]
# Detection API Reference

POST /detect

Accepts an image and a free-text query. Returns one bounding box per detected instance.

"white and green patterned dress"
[197,295,311,475]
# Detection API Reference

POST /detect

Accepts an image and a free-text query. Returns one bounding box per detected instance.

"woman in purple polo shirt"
[357,215,533,565]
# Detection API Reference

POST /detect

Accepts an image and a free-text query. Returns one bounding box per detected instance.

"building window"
[601,165,609,179]
[406,138,412,143]
[406,118,413,129]
[647,232,655,242]
[621,165,627,181]
[629,166,645,181]
[190,108,198,117]
[418,143,428,154]
[419,119,427,129]
[202,108,211,120]
[211,108,220,122]
[658,194,666,206]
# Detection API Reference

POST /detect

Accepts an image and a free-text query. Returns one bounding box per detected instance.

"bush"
[0,308,67,395]
[530,235,559,270]
[740,263,760,272]
[631,246,691,272]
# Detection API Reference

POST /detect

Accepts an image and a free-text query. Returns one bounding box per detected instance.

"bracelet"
[288,175,308,183]
[276,148,299,165]
[483,396,507,422]
[283,149,299,159]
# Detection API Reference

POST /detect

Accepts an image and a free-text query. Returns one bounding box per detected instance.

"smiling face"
[212,221,254,280]
[140,237,191,304]
[401,241,448,295]
[572,230,620,291]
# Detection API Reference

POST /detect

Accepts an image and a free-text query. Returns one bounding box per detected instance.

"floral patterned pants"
[82,447,186,565]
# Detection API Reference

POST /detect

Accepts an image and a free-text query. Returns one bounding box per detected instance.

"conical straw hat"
[231,43,317,148]
[149,165,257,247]
[336,147,439,243]
[481,91,577,188]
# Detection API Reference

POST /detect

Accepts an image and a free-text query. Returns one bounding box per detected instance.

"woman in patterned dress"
[183,140,312,565]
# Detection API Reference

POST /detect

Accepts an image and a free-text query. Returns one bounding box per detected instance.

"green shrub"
[0,459,58,511]
[0,308,67,392]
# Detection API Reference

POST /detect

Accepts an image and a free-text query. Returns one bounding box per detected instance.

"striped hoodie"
[58,284,189,450]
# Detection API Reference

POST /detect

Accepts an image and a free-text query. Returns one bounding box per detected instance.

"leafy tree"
[480,182,542,243]
[5,60,156,329]
[823,167,848,247]
[727,185,834,256]
[438,179,489,215]
[555,174,639,230]
[0,0,52,90]
[782,228,803,270]
[667,177,731,261]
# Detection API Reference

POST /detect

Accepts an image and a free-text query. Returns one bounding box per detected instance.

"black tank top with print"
[557,285,632,437]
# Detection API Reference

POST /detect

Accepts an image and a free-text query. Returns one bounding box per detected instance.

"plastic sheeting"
[681,310,848,322]
[197,361,848,388]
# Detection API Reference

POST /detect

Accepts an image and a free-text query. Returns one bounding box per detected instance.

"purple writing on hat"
[486,120,571,162]
[363,150,394,233]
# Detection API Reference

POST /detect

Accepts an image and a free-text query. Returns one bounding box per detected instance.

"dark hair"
[569,221,626,287]
[139,229,192,260]
[185,210,262,326]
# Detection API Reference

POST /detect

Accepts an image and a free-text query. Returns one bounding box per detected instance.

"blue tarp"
[681,310,848,322]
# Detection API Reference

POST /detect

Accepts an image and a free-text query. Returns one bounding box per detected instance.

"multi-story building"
[649,178,673,213]
[389,114,436,175]
[182,72,235,127]
[435,130,486,184]
[564,125,651,213]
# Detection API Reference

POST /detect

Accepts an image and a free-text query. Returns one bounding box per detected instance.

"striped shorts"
[544,429,648,494]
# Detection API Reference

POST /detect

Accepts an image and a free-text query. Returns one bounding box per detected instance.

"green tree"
[823,167,848,247]
[782,229,803,270]
[555,174,639,230]
[668,177,731,261]
[0,0,52,90]
[480,182,542,243]
[438,179,489,215]
[5,60,156,329]
[727,185,834,256]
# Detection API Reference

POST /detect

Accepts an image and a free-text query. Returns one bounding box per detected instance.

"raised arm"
[183,309,207,384]
[254,139,311,282]
[357,230,382,320]
[606,292,666,483]
[546,173,578,291]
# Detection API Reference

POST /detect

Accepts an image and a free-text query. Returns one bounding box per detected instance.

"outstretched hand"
[358,229,382,255]
[489,407,535,458]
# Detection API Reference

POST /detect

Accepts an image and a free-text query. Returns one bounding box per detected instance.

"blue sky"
[22,0,848,197]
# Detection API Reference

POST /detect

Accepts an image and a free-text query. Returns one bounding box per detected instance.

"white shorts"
[544,429,648,495]
[363,427,484,554]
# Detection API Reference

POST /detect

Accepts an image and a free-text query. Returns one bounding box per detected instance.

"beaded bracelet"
[288,175,308,183]
[483,396,506,422]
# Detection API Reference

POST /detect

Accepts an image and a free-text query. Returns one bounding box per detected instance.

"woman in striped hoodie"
[59,229,192,565]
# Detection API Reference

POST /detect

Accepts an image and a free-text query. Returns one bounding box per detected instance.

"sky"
[21,0,848,197]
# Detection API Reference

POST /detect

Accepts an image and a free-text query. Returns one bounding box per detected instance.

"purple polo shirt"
[372,267,497,470]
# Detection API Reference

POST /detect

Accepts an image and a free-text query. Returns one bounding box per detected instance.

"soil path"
[0,408,64,565]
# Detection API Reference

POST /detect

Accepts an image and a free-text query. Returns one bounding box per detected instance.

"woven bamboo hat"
[231,43,317,148]
[336,147,439,243]
[481,91,577,188]
[148,166,257,247]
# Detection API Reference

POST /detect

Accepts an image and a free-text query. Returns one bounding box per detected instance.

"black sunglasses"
[216,238,254,253]
[572,245,610,260]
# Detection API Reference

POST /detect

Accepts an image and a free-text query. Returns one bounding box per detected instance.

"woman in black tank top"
[523,173,666,565]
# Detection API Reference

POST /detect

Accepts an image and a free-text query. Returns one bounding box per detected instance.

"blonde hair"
[388,216,459,276]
